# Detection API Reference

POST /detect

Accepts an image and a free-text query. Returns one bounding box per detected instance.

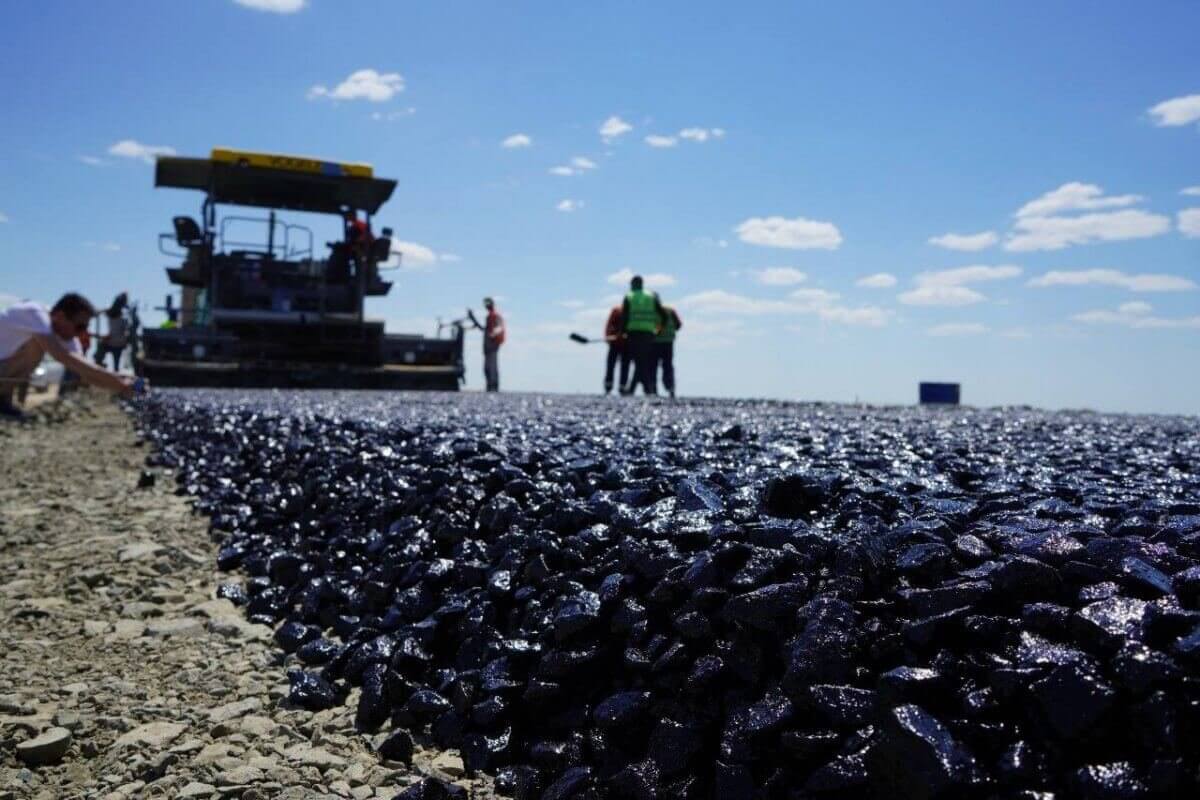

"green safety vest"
[625,290,659,333]
[655,310,677,343]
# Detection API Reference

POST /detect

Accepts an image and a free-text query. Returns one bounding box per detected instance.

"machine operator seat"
[173,216,204,248]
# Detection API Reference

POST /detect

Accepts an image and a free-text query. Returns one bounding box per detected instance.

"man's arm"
[37,334,134,397]
[671,309,681,331]
[654,294,667,327]
[621,298,631,333]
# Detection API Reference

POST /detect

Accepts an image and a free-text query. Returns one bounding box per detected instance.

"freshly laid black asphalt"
[136,390,1200,799]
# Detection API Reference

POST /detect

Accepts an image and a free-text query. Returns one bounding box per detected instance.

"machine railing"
[218,214,313,261]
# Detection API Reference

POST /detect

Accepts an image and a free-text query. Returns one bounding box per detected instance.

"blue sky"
[1,0,1198,413]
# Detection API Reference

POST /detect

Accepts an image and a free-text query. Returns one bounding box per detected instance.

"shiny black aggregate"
[136,390,1200,799]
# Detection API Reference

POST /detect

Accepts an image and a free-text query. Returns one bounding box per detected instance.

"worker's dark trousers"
[654,341,675,395]
[483,346,500,392]
[623,332,657,395]
[604,344,630,393]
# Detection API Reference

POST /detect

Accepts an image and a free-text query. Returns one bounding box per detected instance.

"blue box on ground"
[919,382,960,405]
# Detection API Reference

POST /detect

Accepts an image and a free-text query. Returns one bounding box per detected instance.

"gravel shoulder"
[0,393,491,800]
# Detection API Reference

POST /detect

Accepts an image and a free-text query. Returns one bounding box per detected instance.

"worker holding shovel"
[602,304,630,395]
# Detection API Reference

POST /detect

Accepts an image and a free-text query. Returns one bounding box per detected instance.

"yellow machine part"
[211,148,374,178]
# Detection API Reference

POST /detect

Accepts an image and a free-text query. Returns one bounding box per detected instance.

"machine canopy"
[155,148,397,215]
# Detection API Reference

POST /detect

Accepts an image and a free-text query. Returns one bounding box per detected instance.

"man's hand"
[117,376,148,399]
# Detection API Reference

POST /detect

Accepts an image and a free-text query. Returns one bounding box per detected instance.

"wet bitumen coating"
[136,390,1200,799]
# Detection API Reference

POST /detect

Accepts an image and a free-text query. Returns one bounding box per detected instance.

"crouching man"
[0,293,144,419]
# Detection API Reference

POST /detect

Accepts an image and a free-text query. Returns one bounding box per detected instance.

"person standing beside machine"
[653,304,682,399]
[603,304,630,395]
[94,301,129,371]
[469,297,505,392]
[620,275,666,396]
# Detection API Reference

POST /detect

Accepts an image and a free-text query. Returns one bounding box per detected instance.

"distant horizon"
[1,1,1197,414]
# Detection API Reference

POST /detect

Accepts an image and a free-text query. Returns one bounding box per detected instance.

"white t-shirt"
[0,301,83,360]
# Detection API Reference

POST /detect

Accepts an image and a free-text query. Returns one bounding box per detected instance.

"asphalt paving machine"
[139,148,464,389]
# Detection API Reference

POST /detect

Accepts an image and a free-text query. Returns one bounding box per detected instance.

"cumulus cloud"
[898,286,985,306]
[1148,94,1200,127]
[1027,269,1196,292]
[676,289,888,326]
[856,273,897,289]
[928,323,989,336]
[1015,182,1142,218]
[386,240,454,270]
[1179,208,1200,238]
[928,231,998,251]
[571,157,597,171]
[816,305,890,327]
[556,199,583,213]
[108,139,176,164]
[1073,302,1200,329]
[750,267,807,286]
[501,133,531,149]
[735,215,842,250]
[1182,186,1200,197]
[549,166,575,177]
[606,267,677,289]
[645,135,677,148]
[549,158,597,177]
[915,265,1022,287]
[233,0,305,11]
[309,69,404,102]
[599,116,633,142]
[678,127,725,142]
[1007,209,1170,251]
[1004,183,1169,251]
[78,155,107,167]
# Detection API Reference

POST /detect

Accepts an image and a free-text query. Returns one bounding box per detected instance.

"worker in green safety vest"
[653,305,683,399]
[619,275,667,396]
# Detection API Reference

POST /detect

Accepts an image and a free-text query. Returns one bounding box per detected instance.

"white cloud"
[386,240,454,270]
[0,212,8,223]
[645,135,677,148]
[676,289,887,326]
[370,107,417,121]
[898,285,985,306]
[308,69,404,103]
[599,116,633,142]
[1073,302,1200,329]
[571,157,597,171]
[233,0,305,12]
[915,264,1022,287]
[789,288,840,307]
[1006,209,1170,251]
[735,215,842,250]
[108,139,176,164]
[501,133,531,149]
[1181,186,1200,197]
[556,199,583,213]
[78,155,107,167]
[816,305,890,327]
[1027,269,1197,292]
[1179,208,1200,238]
[549,166,576,177]
[607,267,677,289]
[856,272,897,289]
[1148,94,1200,127]
[1015,182,1142,219]
[928,231,998,251]
[751,267,807,286]
[928,323,988,336]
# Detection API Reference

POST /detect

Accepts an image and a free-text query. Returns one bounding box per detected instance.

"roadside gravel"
[0,393,492,799]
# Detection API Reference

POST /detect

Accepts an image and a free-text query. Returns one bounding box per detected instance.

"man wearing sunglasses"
[0,293,143,419]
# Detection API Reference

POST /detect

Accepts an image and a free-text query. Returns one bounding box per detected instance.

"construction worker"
[603,305,630,395]
[620,275,667,396]
[0,293,143,419]
[653,305,682,399]
[469,297,505,392]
